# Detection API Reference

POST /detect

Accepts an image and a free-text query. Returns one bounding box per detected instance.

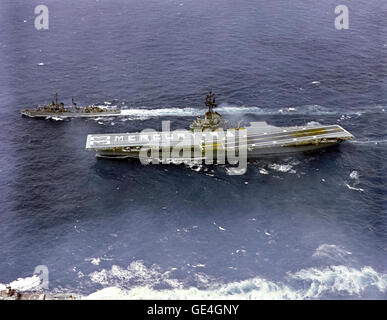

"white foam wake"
[85,277,299,300]
[121,107,200,117]
[350,140,387,145]
[82,260,387,300]
[290,265,387,298]
[0,275,42,292]
[120,105,263,117]
[118,103,343,118]
[268,164,296,173]
[345,170,364,192]
[2,248,386,300]
[49,103,387,119]
[313,244,352,263]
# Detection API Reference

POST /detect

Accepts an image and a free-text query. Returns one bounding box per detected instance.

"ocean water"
[0,0,386,299]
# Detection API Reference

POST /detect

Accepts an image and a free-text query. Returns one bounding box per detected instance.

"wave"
[117,103,387,118]
[121,107,200,117]
[2,245,386,299]
[120,105,263,117]
[84,262,386,300]
[345,184,364,192]
[2,260,386,300]
[85,277,299,300]
[268,164,296,174]
[290,265,387,299]
[350,140,387,145]
[46,116,65,121]
[345,170,364,192]
[0,275,42,292]
[87,261,183,293]
[312,244,352,263]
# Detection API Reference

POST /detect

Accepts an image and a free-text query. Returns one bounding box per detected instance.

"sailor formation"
[21,92,354,160]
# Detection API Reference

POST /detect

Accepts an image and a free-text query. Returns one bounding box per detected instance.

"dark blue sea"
[0,0,386,299]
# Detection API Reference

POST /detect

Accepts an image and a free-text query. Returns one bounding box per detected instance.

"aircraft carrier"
[85,92,354,162]
[21,94,120,119]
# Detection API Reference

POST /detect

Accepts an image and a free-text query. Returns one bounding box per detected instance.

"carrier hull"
[94,142,340,159]
[86,122,354,161]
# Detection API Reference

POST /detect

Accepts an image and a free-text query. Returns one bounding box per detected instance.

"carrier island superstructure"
[85,92,354,161]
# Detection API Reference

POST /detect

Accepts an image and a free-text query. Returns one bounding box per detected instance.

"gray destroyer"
[21,94,120,119]
[85,92,354,161]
